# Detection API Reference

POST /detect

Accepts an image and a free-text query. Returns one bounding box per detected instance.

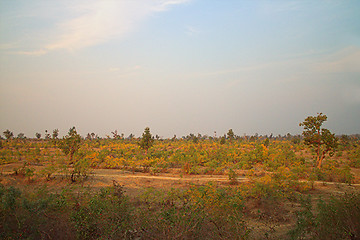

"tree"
[220,136,226,145]
[35,132,41,139]
[111,130,121,139]
[138,127,154,151]
[128,133,134,140]
[17,133,26,139]
[52,129,59,139]
[45,130,51,140]
[227,129,235,140]
[3,129,13,140]
[86,133,92,140]
[58,127,82,164]
[299,113,338,169]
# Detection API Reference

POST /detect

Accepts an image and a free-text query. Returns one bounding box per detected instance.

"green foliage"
[349,147,360,168]
[71,186,131,239]
[0,185,64,239]
[137,183,250,239]
[0,183,252,239]
[39,164,57,181]
[35,132,41,139]
[45,130,51,139]
[299,113,338,168]
[138,127,154,151]
[227,129,235,140]
[13,162,35,181]
[52,128,59,139]
[289,193,360,240]
[17,133,26,139]
[0,184,131,239]
[58,127,82,164]
[311,161,354,184]
[3,129,13,140]
[71,156,91,182]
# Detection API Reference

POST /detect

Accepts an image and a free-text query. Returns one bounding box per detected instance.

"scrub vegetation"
[1,114,360,239]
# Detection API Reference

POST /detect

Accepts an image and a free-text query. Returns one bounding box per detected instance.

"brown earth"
[1,162,360,239]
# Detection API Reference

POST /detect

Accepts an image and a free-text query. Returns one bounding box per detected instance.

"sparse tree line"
[1,114,360,239]
[0,113,359,182]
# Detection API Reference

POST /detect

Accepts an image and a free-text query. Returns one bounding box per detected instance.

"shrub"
[0,185,73,239]
[71,187,131,239]
[349,148,360,168]
[313,161,354,184]
[135,183,251,239]
[289,193,360,240]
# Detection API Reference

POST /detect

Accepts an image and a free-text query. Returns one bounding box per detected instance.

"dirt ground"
[1,162,359,197]
[0,163,250,196]
[1,162,359,239]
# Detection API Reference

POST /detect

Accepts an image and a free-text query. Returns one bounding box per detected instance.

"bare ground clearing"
[1,162,359,196]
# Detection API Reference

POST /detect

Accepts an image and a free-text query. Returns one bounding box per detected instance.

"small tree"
[220,136,226,145]
[3,129,13,140]
[35,132,41,139]
[17,133,26,139]
[299,113,338,169]
[227,129,235,140]
[111,130,121,140]
[138,127,154,152]
[44,130,51,140]
[52,129,59,139]
[58,127,82,164]
[128,133,134,140]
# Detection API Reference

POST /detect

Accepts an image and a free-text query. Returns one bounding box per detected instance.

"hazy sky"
[1,0,360,138]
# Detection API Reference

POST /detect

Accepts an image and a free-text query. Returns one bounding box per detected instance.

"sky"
[1,0,360,138]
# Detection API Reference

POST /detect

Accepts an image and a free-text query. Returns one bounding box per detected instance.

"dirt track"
[1,163,359,196]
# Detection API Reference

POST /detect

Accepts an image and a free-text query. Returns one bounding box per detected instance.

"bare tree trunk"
[317,157,322,169]
[317,152,325,169]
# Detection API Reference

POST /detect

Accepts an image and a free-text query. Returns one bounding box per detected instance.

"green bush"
[135,183,251,239]
[311,161,354,184]
[349,148,360,168]
[71,187,131,239]
[0,185,72,239]
[289,193,360,240]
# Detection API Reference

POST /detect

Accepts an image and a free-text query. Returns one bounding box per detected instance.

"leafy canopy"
[138,127,154,151]
[3,130,13,140]
[58,127,82,163]
[299,113,338,168]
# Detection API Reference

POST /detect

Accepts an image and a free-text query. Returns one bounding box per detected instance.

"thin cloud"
[109,65,141,73]
[153,0,191,11]
[45,0,190,52]
[12,49,47,56]
[185,26,200,36]
[109,67,121,72]
[2,1,190,55]
[314,46,360,73]
[0,43,19,50]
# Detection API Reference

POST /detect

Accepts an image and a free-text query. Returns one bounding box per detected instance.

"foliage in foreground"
[0,172,359,240]
[0,183,251,239]
[289,192,360,240]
